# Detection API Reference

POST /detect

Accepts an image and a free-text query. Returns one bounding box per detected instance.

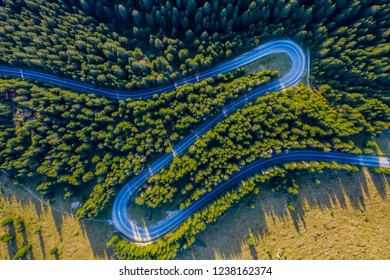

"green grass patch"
[243,53,292,78]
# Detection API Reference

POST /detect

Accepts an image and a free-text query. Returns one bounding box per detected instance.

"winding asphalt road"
[0,40,302,100]
[2,40,389,243]
[115,151,390,243]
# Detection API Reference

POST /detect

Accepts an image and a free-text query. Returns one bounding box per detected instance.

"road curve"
[110,40,389,242]
[114,151,390,243]
[110,39,308,242]
[2,39,388,242]
[0,40,302,100]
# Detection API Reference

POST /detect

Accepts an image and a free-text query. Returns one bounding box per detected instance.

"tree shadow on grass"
[5,222,17,259]
[37,231,46,259]
[372,173,388,199]
[50,208,64,242]
[249,244,258,260]
[301,169,388,215]
[16,221,35,260]
[178,201,272,260]
[251,169,388,258]
[179,168,389,260]
[28,244,35,260]
[0,180,48,221]
[78,219,115,260]
[288,205,305,234]
[31,198,47,220]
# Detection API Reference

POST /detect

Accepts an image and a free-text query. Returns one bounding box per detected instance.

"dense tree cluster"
[0,0,388,102]
[312,2,390,104]
[0,0,264,90]
[108,161,359,260]
[0,0,389,260]
[135,85,390,209]
[0,70,276,218]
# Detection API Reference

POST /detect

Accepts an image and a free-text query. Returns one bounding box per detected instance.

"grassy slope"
[178,132,390,260]
[243,53,292,79]
[0,177,113,260]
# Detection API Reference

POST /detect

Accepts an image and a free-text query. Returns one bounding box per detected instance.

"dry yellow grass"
[179,131,390,260]
[179,167,389,260]
[0,177,113,260]
[1,132,388,260]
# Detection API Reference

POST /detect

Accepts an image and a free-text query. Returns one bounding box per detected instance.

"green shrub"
[366,141,377,148]
[1,216,13,227]
[49,247,59,255]
[247,237,255,246]
[0,233,15,243]
[287,205,296,212]
[33,227,42,234]
[14,244,32,260]
[15,217,25,233]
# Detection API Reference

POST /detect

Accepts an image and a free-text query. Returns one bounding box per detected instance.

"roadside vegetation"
[0,0,389,260]
[0,70,277,218]
[135,85,389,209]
[108,160,361,259]
[108,84,389,259]
[243,53,292,78]
[0,1,388,103]
[178,167,390,260]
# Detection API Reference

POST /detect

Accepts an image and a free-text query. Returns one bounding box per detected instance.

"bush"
[373,168,390,176]
[1,216,13,227]
[14,244,32,260]
[33,227,42,234]
[0,233,15,243]
[247,237,255,246]
[363,148,374,155]
[366,141,377,148]
[287,183,299,195]
[287,205,296,212]
[49,247,59,255]
[15,217,25,233]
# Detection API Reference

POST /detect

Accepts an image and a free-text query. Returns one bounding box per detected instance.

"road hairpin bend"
[2,40,389,242]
